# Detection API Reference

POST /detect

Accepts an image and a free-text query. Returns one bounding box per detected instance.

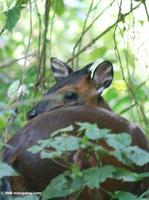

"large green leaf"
[0,162,18,178]
[43,174,74,199]
[82,165,116,188]
[114,191,148,200]
[52,0,65,16]
[4,6,21,32]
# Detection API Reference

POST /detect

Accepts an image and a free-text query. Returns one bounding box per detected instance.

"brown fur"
[3,106,149,199]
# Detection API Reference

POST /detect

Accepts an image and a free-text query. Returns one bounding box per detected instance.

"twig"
[0,53,36,69]
[73,0,94,67]
[143,0,149,22]
[0,27,5,36]
[49,0,56,58]
[67,2,142,64]
[119,104,136,115]
[113,1,148,130]
[72,0,115,68]
[3,0,33,143]
[35,1,42,67]
[36,0,51,88]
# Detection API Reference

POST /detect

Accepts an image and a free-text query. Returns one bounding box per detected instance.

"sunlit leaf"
[52,0,65,16]
[113,80,127,92]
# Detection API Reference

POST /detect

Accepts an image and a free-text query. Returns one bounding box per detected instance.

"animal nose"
[27,108,38,119]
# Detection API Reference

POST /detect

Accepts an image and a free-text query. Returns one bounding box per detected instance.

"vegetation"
[0,0,149,199]
[29,123,149,199]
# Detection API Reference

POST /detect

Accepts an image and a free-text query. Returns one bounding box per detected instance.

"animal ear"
[90,61,113,94]
[51,57,73,81]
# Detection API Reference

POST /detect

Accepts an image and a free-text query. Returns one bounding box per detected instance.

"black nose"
[27,108,38,120]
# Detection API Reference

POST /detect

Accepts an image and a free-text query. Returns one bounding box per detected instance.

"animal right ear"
[90,61,114,94]
[51,57,73,81]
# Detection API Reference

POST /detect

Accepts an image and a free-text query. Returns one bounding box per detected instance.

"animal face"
[27,58,113,119]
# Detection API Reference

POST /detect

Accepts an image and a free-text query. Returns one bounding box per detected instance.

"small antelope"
[2,58,148,200]
[27,58,113,120]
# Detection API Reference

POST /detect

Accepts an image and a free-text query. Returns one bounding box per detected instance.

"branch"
[72,0,94,67]
[66,2,142,64]
[0,53,36,69]
[71,0,115,67]
[36,0,51,88]
[143,0,149,22]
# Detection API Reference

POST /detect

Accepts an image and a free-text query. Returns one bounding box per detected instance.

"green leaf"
[114,190,149,200]
[52,0,64,16]
[94,145,109,156]
[111,145,149,166]
[112,149,132,166]
[70,176,83,193]
[139,20,145,26]
[71,164,82,177]
[51,125,74,136]
[41,150,62,159]
[29,133,79,157]
[28,145,43,154]
[85,128,109,140]
[82,165,116,189]
[78,122,98,132]
[140,189,149,198]
[106,133,132,149]
[114,191,138,200]
[0,162,18,178]
[122,146,149,166]
[30,135,80,159]
[46,135,80,152]
[90,47,107,60]
[78,122,109,140]
[43,174,71,199]
[4,6,21,32]
[113,168,143,182]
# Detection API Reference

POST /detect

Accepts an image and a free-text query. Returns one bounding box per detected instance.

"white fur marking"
[89,59,103,78]
[98,86,104,94]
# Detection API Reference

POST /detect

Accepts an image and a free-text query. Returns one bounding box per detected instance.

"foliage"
[0,0,149,199]
[0,161,18,178]
[0,0,148,134]
[29,123,149,166]
[28,122,149,199]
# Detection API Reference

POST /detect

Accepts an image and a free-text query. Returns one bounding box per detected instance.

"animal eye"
[27,108,38,119]
[64,91,78,101]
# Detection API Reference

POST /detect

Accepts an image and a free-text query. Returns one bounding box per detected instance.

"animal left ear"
[51,57,73,81]
[90,61,114,94]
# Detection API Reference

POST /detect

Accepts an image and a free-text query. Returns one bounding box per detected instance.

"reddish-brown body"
[2,58,149,199]
[3,106,149,199]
